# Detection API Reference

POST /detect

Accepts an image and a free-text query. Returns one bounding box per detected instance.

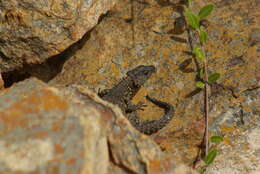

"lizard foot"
[126,102,147,113]
[98,88,110,97]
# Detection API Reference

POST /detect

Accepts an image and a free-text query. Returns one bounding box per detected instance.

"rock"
[249,28,260,46]
[0,0,117,73]
[50,0,259,165]
[0,73,3,89]
[0,78,197,174]
[206,88,260,174]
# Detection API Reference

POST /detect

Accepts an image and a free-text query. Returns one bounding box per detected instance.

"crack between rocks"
[210,83,239,98]
[1,11,111,88]
[241,85,260,93]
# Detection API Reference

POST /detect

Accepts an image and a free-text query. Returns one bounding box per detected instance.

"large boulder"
[0,0,117,72]
[0,78,197,174]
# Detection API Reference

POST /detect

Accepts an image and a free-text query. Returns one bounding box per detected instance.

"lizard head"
[127,65,156,87]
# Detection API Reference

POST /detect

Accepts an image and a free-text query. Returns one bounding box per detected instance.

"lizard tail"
[134,96,174,135]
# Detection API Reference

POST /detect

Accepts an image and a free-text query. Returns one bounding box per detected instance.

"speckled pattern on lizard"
[99,65,174,135]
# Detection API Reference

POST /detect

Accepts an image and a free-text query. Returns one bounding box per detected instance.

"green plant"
[199,135,223,174]
[184,0,220,154]
[183,0,222,172]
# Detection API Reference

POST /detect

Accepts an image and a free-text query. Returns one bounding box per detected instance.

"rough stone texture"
[0,0,117,72]
[0,78,197,174]
[0,73,3,89]
[50,0,260,169]
[205,88,260,174]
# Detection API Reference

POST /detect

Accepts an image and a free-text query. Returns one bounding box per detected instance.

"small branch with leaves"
[183,1,223,173]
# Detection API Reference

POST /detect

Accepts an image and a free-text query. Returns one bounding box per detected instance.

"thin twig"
[203,51,209,156]
[200,42,209,156]
[185,0,210,157]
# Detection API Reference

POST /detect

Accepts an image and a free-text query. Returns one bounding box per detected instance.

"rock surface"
[0,73,3,89]
[0,0,117,72]
[206,88,260,174]
[0,78,197,174]
[1,0,259,173]
[50,0,260,169]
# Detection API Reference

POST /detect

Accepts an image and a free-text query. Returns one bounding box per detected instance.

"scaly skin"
[99,65,174,135]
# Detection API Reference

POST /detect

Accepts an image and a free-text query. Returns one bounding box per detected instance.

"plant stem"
[204,67,209,155]
[185,0,210,156]
[187,28,200,71]
[202,46,209,156]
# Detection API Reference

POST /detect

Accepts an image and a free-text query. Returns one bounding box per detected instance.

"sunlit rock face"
[0,0,117,72]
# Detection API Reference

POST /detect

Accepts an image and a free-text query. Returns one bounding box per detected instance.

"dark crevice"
[2,29,91,88]
[241,86,260,93]
[1,11,110,88]
[2,70,31,88]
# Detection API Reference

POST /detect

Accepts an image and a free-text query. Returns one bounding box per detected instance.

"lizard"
[98,65,174,135]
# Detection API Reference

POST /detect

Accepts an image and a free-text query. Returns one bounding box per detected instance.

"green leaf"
[199,168,206,174]
[199,29,208,44]
[199,68,204,79]
[198,4,214,19]
[192,46,205,61]
[184,8,200,30]
[203,149,219,165]
[187,0,192,4]
[208,73,220,83]
[210,136,224,143]
[196,81,205,89]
